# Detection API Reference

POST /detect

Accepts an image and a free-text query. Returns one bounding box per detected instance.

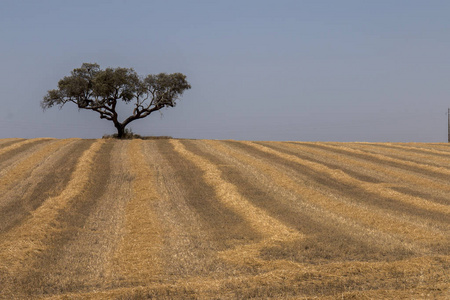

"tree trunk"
[115,123,125,139]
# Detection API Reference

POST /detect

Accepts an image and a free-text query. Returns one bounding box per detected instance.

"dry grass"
[19,140,138,297]
[0,139,91,234]
[0,138,56,175]
[0,139,105,297]
[113,139,163,283]
[281,142,450,196]
[0,138,53,157]
[0,139,73,195]
[0,138,448,299]
[0,138,24,148]
[142,139,253,279]
[249,141,449,215]
[228,141,446,248]
[170,139,303,267]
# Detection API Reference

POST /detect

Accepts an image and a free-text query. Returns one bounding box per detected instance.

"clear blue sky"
[1,0,449,142]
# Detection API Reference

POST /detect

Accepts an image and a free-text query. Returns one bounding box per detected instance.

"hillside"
[0,138,448,299]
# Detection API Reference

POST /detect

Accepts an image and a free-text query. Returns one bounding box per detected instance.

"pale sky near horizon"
[1,0,449,142]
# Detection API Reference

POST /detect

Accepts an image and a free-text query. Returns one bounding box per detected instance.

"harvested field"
[0,138,448,299]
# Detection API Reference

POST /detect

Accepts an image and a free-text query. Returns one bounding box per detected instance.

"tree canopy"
[42,63,191,138]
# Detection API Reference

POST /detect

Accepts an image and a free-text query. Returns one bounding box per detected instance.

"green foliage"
[42,63,191,138]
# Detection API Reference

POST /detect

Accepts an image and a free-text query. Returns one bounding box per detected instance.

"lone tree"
[42,63,191,138]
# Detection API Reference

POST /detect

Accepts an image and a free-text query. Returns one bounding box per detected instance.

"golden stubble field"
[0,138,448,299]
